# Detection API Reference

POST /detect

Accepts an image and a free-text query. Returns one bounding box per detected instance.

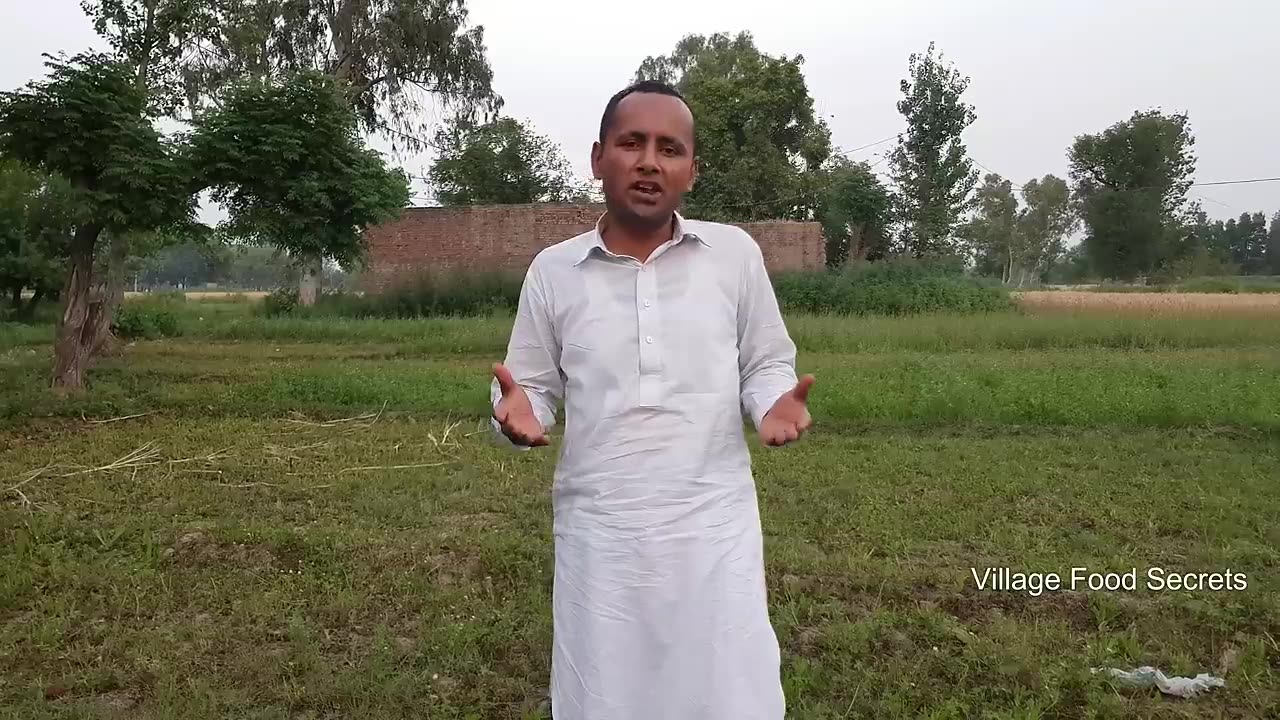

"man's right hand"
[492,362,549,447]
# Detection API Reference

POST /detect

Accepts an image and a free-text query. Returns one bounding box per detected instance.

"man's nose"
[635,143,659,174]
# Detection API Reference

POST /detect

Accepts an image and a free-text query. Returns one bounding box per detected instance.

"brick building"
[360,203,825,292]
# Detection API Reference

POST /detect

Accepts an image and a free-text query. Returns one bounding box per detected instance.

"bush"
[259,271,524,319]
[773,258,1013,315]
[113,297,184,339]
[261,287,300,317]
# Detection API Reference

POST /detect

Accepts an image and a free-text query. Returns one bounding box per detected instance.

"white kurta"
[490,213,798,720]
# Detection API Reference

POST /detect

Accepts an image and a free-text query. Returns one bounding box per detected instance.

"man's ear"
[590,142,603,180]
[687,156,699,192]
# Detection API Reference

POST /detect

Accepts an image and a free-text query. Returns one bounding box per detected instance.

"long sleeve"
[736,235,799,430]
[490,260,564,449]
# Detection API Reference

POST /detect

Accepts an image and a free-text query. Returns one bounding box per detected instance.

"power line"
[1193,176,1280,187]
[833,134,899,157]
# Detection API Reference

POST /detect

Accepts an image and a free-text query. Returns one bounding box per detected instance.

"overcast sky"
[3,0,1277,223]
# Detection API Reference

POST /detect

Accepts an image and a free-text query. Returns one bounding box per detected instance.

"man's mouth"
[629,181,663,199]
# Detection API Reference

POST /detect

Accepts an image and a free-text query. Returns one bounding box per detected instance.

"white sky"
[2,0,1277,223]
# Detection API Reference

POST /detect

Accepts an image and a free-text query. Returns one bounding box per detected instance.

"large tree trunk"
[52,223,104,390]
[298,254,322,307]
[8,285,21,312]
[89,233,131,358]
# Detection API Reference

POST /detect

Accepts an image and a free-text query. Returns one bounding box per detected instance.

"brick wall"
[360,203,825,292]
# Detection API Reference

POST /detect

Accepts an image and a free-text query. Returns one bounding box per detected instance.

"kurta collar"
[574,211,708,266]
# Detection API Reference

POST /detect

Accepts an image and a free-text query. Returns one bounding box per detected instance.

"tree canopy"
[190,70,411,270]
[0,159,74,317]
[888,42,979,258]
[428,117,590,205]
[0,53,195,236]
[1068,109,1196,281]
[635,31,832,222]
[816,157,891,267]
[185,0,501,150]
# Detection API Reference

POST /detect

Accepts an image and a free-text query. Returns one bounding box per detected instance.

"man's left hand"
[759,374,814,447]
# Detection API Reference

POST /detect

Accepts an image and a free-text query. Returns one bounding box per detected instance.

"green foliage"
[1222,212,1269,274]
[0,53,195,235]
[0,159,74,314]
[261,287,301,317]
[816,157,891,267]
[967,173,1077,287]
[1016,175,1077,283]
[190,71,411,268]
[429,117,590,205]
[1269,211,1280,275]
[1177,276,1280,294]
[185,0,500,151]
[111,295,184,339]
[80,0,211,115]
[265,270,524,319]
[1044,243,1094,285]
[635,31,832,222]
[772,258,1011,315]
[965,174,1019,279]
[888,42,979,257]
[1068,109,1197,281]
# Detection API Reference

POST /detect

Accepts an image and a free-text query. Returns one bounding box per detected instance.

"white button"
[645,336,654,344]
[643,299,652,308]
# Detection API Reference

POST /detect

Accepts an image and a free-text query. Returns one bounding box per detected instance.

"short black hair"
[598,80,692,144]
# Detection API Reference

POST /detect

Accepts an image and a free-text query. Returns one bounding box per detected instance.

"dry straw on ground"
[1015,291,1280,316]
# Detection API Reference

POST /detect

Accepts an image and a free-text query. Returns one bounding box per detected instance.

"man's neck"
[600,212,675,264]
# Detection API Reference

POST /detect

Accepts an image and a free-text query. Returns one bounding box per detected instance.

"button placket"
[636,262,662,405]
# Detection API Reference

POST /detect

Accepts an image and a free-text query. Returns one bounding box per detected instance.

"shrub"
[773,258,1012,315]
[113,297,184,339]
[1177,277,1240,294]
[261,287,300,317]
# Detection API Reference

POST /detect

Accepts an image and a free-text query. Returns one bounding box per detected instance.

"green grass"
[2,308,1278,718]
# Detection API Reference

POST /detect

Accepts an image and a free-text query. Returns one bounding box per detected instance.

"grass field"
[2,297,1278,719]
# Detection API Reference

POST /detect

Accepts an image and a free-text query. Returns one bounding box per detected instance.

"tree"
[190,71,410,304]
[428,117,588,205]
[966,173,1077,286]
[635,31,832,222]
[964,174,1018,281]
[816,157,891,267]
[1269,212,1280,275]
[887,42,979,258]
[1068,109,1196,282]
[182,0,500,303]
[1044,242,1093,285]
[81,0,211,114]
[1223,211,1268,274]
[0,54,195,388]
[0,159,75,319]
[187,0,500,147]
[1015,174,1077,287]
[78,0,216,353]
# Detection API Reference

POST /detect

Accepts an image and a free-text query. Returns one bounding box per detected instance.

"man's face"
[591,92,697,230]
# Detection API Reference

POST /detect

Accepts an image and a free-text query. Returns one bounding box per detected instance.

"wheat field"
[1016,290,1280,315]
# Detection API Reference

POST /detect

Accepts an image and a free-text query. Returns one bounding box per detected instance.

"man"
[490,79,813,720]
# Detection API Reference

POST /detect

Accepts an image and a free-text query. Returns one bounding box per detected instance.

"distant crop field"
[1016,290,1280,315]
[123,291,269,302]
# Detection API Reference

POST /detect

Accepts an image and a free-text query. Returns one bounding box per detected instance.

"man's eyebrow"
[658,134,689,151]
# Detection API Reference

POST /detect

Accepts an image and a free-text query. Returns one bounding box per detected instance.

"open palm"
[492,363,548,447]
